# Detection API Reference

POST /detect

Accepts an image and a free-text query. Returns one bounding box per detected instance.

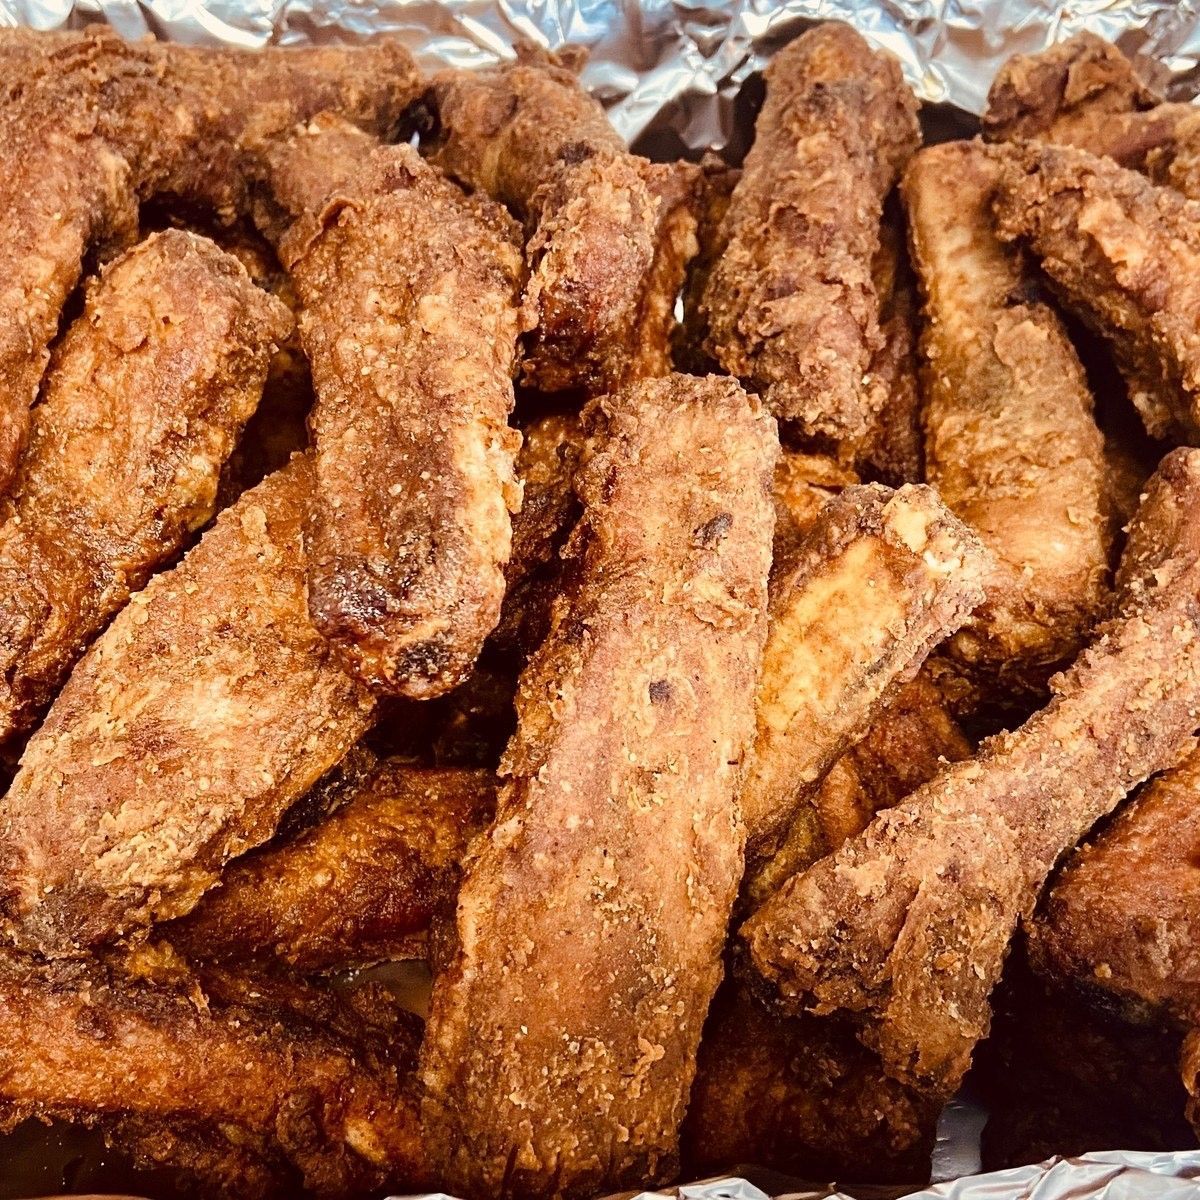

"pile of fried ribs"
[0,20,1199,1200]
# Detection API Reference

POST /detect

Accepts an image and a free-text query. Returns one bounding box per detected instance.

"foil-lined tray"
[1,0,1199,1198]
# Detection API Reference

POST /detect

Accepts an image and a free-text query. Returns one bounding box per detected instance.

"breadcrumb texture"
[0,26,419,496]
[420,374,777,1200]
[0,954,426,1198]
[701,22,919,440]
[741,482,987,867]
[0,229,290,743]
[170,764,495,972]
[994,142,1200,440]
[281,143,524,698]
[904,141,1110,699]
[428,48,699,395]
[744,555,1200,1097]
[0,456,376,955]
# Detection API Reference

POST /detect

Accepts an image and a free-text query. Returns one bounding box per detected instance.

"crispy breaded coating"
[741,482,987,867]
[1114,447,1200,612]
[0,27,420,497]
[427,48,699,394]
[904,141,1110,700]
[0,230,290,744]
[1146,110,1200,202]
[168,765,494,972]
[994,143,1200,440]
[420,374,777,1200]
[743,674,971,908]
[743,555,1200,1096]
[0,457,376,956]
[982,33,1169,161]
[701,22,920,441]
[1029,746,1200,1027]
[0,954,425,1198]
[682,981,939,1185]
[278,143,524,698]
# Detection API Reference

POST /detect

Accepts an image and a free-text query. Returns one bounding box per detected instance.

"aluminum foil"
[3,0,1200,1198]
[3,0,1200,146]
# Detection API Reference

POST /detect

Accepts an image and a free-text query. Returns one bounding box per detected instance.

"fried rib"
[743,555,1200,1096]
[701,22,920,441]
[276,142,524,697]
[0,230,290,743]
[0,27,419,496]
[994,143,1200,440]
[168,764,495,972]
[427,48,699,394]
[904,141,1110,699]
[420,374,777,1200]
[1027,448,1200,1026]
[741,483,987,867]
[0,955,425,1198]
[0,457,376,956]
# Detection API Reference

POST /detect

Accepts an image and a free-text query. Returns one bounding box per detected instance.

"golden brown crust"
[0,954,426,1198]
[740,482,988,866]
[771,448,858,561]
[0,27,420,498]
[281,144,525,698]
[168,765,494,972]
[0,230,290,743]
[982,33,1166,159]
[743,555,1200,1096]
[743,674,971,908]
[428,52,699,394]
[0,457,377,956]
[420,374,777,1200]
[994,142,1200,440]
[904,141,1110,699]
[701,22,920,441]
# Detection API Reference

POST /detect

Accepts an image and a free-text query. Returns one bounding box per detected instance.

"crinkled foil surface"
[2,0,1200,1196]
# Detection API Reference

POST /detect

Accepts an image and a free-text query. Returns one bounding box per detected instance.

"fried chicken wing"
[743,554,1200,1096]
[271,142,525,697]
[0,954,425,1198]
[994,142,1200,440]
[427,48,699,394]
[0,456,376,956]
[420,374,777,1200]
[0,230,290,744]
[168,764,494,972]
[741,482,987,867]
[0,27,420,497]
[904,141,1110,701]
[701,22,920,442]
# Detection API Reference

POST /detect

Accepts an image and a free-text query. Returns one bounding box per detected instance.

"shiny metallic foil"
[1,0,1199,1197]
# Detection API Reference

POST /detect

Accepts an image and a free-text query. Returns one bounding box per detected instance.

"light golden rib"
[0,230,290,743]
[427,47,699,394]
[167,764,495,972]
[277,142,524,697]
[994,142,1200,440]
[0,27,420,497]
[741,482,988,868]
[420,374,777,1200]
[0,954,426,1198]
[701,22,920,441]
[904,141,1110,699]
[0,456,376,956]
[743,555,1200,1097]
